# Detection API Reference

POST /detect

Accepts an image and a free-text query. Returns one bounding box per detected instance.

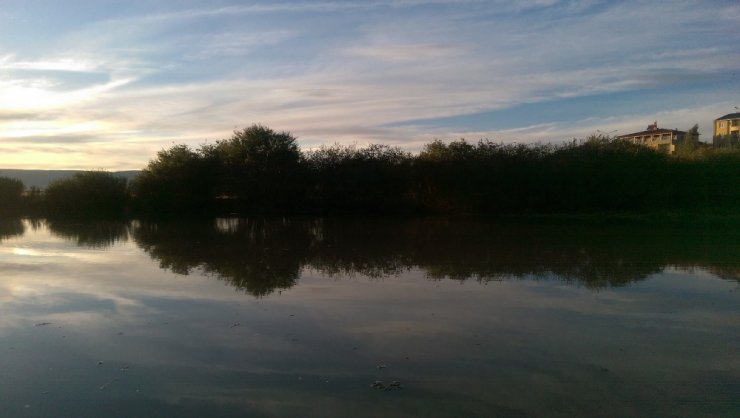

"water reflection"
[1,218,738,418]
[46,220,130,248]
[39,218,738,297]
[133,219,311,296]
[0,218,24,241]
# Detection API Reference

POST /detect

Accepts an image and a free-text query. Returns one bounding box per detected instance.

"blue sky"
[1,0,738,169]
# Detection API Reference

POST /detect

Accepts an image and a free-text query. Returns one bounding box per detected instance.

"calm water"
[0,218,738,418]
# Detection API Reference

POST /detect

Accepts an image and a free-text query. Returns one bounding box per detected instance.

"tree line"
[2,124,740,219]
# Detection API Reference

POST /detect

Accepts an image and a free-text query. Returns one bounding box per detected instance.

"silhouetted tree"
[685,124,700,146]
[210,124,305,213]
[22,186,44,216]
[130,144,218,217]
[676,124,701,155]
[80,124,740,218]
[305,144,413,214]
[0,176,24,215]
[44,171,127,219]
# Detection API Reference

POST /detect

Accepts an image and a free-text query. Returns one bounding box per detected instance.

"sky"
[0,0,739,170]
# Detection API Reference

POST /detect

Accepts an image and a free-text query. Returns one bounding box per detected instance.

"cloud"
[0,111,51,121]
[344,43,465,61]
[0,0,738,169]
[1,57,100,73]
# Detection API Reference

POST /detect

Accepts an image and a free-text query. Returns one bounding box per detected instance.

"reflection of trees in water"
[133,219,313,297]
[0,218,24,241]
[706,266,740,284]
[128,218,740,297]
[46,220,130,248]
[307,219,414,278]
[317,221,665,289]
[39,217,740,296]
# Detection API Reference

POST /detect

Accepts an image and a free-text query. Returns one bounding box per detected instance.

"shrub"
[0,176,24,215]
[44,171,128,219]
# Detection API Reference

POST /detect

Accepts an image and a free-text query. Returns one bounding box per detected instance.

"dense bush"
[416,139,550,212]
[15,125,740,218]
[130,144,218,217]
[209,124,305,213]
[44,171,128,218]
[538,137,670,212]
[131,125,304,216]
[0,176,25,215]
[304,144,413,214]
[127,130,740,217]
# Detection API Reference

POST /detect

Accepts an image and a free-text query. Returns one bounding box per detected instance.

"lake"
[0,218,738,417]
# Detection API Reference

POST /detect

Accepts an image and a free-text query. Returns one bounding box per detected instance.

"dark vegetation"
[2,123,740,218]
[44,171,128,219]
[0,176,24,216]
[28,218,740,297]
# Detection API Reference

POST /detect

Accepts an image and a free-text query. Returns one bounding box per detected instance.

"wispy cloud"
[1,56,100,72]
[0,0,738,169]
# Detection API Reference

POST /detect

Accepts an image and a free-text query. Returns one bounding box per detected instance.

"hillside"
[0,169,140,189]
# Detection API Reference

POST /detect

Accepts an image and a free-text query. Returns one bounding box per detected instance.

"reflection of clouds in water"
[0,221,738,417]
[0,225,252,337]
[0,285,12,303]
[11,247,36,256]
[5,218,740,304]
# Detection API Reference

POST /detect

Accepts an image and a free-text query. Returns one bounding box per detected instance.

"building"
[712,112,740,148]
[618,122,686,154]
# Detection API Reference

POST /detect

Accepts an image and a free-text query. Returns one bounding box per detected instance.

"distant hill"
[0,169,140,189]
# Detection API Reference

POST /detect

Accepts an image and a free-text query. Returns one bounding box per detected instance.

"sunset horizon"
[1,0,739,170]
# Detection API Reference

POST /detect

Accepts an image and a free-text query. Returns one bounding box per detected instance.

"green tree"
[685,124,700,146]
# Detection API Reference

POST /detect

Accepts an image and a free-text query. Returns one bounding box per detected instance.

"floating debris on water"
[230,323,240,328]
[97,361,104,366]
[377,364,387,370]
[371,380,403,391]
[99,379,117,391]
[35,322,51,327]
